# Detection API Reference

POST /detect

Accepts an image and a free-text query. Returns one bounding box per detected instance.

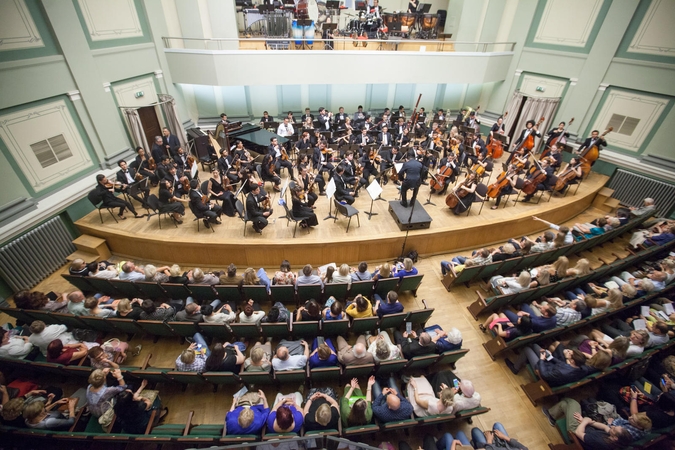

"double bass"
[541,117,574,159]
[445,177,472,209]
[579,127,612,176]
[486,111,507,160]
[515,116,545,154]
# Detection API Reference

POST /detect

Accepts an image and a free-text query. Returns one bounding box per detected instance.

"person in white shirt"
[239,302,266,324]
[451,379,481,414]
[272,340,309,371]
[532,216,574,245]
[0,330,33,359]
[277,118,294,138]
[28,321,95,356]
[202,303,236,324]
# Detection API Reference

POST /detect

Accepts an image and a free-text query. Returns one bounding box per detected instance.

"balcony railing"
[162,36,516,53]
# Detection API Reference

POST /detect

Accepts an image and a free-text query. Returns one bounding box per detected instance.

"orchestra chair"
[84,277,119,297]
[239,370,274,388]
[234,199,253,236]
[135,281,169,300]
[273,366,309,388]
[228,322,262,340]
[145,194,177,229]
[255,164,275,193]
[215,285,244,304]
[505,177,526,207]
[297,284,323,304]
[465,183,489,216]
[61,274,95,294]
[397,274,424,297]
[189,284,219,301]
[279,198,306,237]
[333,198,360,233]
[200,371,241,392]
[189,201,214,233]
[87,190,118,224]
[374,278,399,298]
[309,365,341,385]
[405,300,434,328]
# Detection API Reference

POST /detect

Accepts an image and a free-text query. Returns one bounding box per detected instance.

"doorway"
[137,106,162,149]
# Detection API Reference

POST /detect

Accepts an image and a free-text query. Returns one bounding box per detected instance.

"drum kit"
[342,9,439,40]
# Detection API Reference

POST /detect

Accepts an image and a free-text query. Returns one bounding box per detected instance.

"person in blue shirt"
[374,291,404,317]
[503,302,557,333]
[225,389,270,435]
[322,297,344,320]
[371,376,413,423]
[394,258,418,280]
[267,395,303,434]
[309,338,338,369]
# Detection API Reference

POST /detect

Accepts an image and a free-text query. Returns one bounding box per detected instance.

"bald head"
[386,393,401,410]
[67,291,85,303]
[276,346,289,361]
[353,342,366,358]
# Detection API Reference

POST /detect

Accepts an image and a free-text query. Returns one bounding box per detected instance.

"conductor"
[398,154,424,208]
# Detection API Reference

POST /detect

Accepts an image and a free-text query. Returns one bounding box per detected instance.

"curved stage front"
[75,173,609,267]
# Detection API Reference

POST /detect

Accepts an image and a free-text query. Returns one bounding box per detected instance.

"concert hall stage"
[75,173,609,268]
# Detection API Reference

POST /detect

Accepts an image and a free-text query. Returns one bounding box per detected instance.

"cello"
[430,160,454,193]
[521,158,549,196]
[579,127,612,176]
[554,159,582,192]
[541,117,574,159]
[486,111,507,160]
[445,176,473,209]
[486,165,519,199]
[515,116,545,154]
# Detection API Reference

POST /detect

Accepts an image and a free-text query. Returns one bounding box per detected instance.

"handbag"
[98,400,115,427]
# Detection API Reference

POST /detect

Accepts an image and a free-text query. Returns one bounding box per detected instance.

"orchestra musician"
[397,128,412,151]
[151,136,166,164]
[261,154,282,192]
[455,108,468,126]
[556,157,583,194]
[214,113,229,149]
[490,164,519,210]
[377,126,393,147]
[157,155,173,181]
[162,128,181,160]
[246,182,273,234]
[174,147,189,172]
[380,146,404,185]
[285,111,296,123]
[547,144,563,171]
[342,151,359,187]
[133,147,158,186]
[165,165,188,197]
[545,122,569,148]
[357,150,380,192]
[301,108,315,123]
[360,115,375,132]
[302,116,315,132]
[158,179,187,224]
[317,107,332,131]
[298,166,321,205]
[576,129,607,160]
[451,172,479,215]
[435,152,460,194]
[116,159,150,209]
[207,169,236,217]
[408,0,419,13]
[260,111,273,124]
[276,118,295,138]
[356,128,372,152]
[465,133,487,167]
[232,140,254,169]
[268,137,295,181]
[422,130,443,152]
[417,107,427,124]
[314,142,333,186]
[507,119,541,165]
[217,149,237,184]
[433,109,446,122]
[311,129,323,147]
[353,105,366,127]
[394,117,407,137]
[291,184,318,229]
[333,165,356,205]
[522,158,555,203]
[93,174,141,220]
[370,0,382,17]
[391,105,406,122]
[398,154,424,208]
[334,107,348,128]
[297,131,312,152]
[378,109,392,130]
[337,128,354,146]
[488,116,506,144]
[464,110,480,133]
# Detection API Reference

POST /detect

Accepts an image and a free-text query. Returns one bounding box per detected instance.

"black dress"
[452,182,477,215]
[292,197,318,227]
[158,187,185,214]
[209,177,236,217]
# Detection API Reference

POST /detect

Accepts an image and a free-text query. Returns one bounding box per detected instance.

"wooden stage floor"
[76,171,608,267]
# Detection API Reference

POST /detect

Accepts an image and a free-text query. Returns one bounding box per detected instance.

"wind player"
[506,119,541,165]
[317,107,332,132]
[268,137,295,181]
[394,117,408,138]
[334,107,348,129]
[189,179,222,229]
[377,126,393,147]
[246,182,273,234]
[214,113,229,149]
[356,128,372,155]
[464,110,480,133]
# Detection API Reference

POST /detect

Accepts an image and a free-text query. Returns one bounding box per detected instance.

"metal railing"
[162,36,516,53]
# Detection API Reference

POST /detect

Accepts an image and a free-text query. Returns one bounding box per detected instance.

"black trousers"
[104,198,136,216]
[401,179,421,204]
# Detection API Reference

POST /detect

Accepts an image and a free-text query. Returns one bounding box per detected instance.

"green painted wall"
[71,0,152,50]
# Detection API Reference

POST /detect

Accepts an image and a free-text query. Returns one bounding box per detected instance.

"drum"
[421,13,438,31]
[399,13,416,33]
[305,20,315,45]
[363,16,381,32]
[348,19,362,33]
[382,13,398,27]
[292,19,302,44]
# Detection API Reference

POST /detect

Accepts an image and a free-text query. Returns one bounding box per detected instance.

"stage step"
[70,235,112,261]
[591,187,618,213]
[66,250,99,263]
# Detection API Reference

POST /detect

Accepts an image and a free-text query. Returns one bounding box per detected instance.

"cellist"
[490,164,520,210]
[434,152,459,194]
[506,119,541,165]
[522,158,554,203]
[555,157,583,194]
[380,146,404,185]
[547,144,563,171]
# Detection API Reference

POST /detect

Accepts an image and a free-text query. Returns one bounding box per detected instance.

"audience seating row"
[468,239,675,318]
[521,337,675,406]
[443,214,650,291]
[483,284,675,360]
[61,274,424,305]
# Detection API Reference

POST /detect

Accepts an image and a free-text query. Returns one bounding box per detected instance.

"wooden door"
[138,106,162,149]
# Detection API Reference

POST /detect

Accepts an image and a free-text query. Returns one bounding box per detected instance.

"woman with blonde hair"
[115,298,144,320]
[407,375,455,417]
[86,368,127,418]
[490,271,531,295]
[168,264,189,284]
[327,263,352,285]
[242,267,272,292]
[568,258,591,277]
[372,262,392,281]
[394,257,418,279]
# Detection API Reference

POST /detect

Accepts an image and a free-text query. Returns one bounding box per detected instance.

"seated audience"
[225,389,270,435]
[336,335,375,366]
[23,397,78,430]
[188,268,219,285]
[303,389,340,431]
[309,338,338,369]
[351,262,372,282]
[13,290,68,313]
[345,295,374,319]
[244,341,273,372]
[394,258,418,279]
[119,261,145,282]
[503,303,557,332]
[175,340,208,372]
[296,299,322,322]
[219,264,243,285]
[239,301,266,324]
[589,328,649,358]
[374,291,404,317]
[341,377,374,427]
[272,339,309,371]
[371,376,413,423]
[480,312,533,341]
[46,340,90,365]
[0,329,33,359]
[322,297,344,320]
[489,271,532,295]
[367,331,402,362]
[201,303,236,324]
[394,329,436,359]
[326,263,352,285]
[84,296,116,318]
[204,342,245,373]
[261,302,290,323]
[273,260,296,285]
[406,375,454,417]
[267,392,303,433]
[296,264,324,288]
[113,380,166,434]
[116,298,144,320]
[86,368,126,418]
[139,299,175,321]
[143,264,170,283]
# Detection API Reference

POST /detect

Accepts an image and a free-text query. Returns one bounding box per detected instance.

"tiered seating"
[443,214,650,292]
[468,239,675,319]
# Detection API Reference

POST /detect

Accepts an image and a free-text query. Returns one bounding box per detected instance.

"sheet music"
[394,162,403,173]
[318,262,337,274]
[325,178,337,200]
[664,303,674,315]
[632,319,647,330]
[366,179,383,200]
[641,306,650,317]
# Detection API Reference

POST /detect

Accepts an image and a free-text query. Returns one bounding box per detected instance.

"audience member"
[272,340,309,371]
[225,389,269,435]
[371,376,413,423]
[336,335,375,366]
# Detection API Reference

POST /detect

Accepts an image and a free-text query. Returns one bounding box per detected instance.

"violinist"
[246,182,272,233]
[334,165,356,205]
[116,159,150,209]
[174,147,189,172]
[314,142,334,185]
[133,147,158,185]
[522,158,554,203]
[165,165,188,197]
[259,111,273,125]
[268,137,295,181]
[360,115,375,132]
[398,154,424,208]
[470,152,489,179]
[547,144,563,171]
[189,179,222,228]
[299,166,321,205]
[380,146,404,185]
[261,154,282,192]
[93,174,141,220]
[158,179,186,224]
[464,110,480,133]
[488,116,505,144]
[357,149,380,192]
[507,119,541,165]
[233,140,253,169]
[422,130,442,152]
[342,151,358,187]
[311,129,323,147]
[377,126,392,147]
[576,130,607,159]
[465,133,487,167]
[157,155,174,181]
[297,132,312,151]
[450,172,479,215]
[217,149,240,184]
[490,164,519,210]
[207,169,236,217]
[545,122,569,147]
[291,185,318,229]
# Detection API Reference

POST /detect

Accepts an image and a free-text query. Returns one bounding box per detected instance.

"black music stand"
[263,121,279,130]
[322,22,338,50]
[326,1,340,9]
[257,4,274,13]
[424,174,438,206]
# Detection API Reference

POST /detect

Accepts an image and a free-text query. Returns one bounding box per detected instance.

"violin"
[541,117,574,159]
[104,181,123,190]
[515,116,545,154]
[369,148,382,164]
[579,127,612,176]
[445,177,472,208]
[450,138,460,156]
